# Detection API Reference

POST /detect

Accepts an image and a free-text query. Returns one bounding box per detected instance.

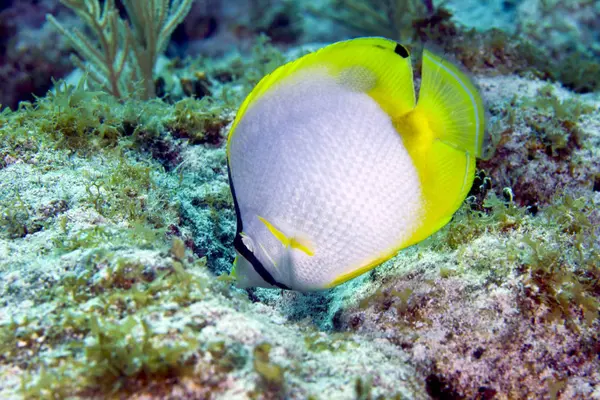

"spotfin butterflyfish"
[226,37,486,291]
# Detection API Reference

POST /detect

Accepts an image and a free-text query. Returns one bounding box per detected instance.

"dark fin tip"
[394,43,410,58]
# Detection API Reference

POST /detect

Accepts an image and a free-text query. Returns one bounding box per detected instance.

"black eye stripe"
[233,234,290,290]
[228,160,290,290]
[233,233,263,275]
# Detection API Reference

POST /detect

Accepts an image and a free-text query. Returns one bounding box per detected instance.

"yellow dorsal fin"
[227,37,417,159]
[257,216,314,256]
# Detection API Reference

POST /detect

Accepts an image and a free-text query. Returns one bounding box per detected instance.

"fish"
[226,37,486,291]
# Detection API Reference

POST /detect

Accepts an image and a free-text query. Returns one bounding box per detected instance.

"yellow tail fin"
[396,50,485,248]
[416,49,486,157]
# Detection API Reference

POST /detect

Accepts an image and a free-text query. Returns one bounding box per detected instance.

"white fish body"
[227,38,486,291]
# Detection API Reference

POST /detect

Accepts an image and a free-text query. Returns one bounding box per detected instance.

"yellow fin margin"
[326,146,476,289]
[326,248,398,288]
[395,49,483,248]
[417,49,486,157]
[400,50,482,246]
[227,37,417,160]
[327,50,484,288]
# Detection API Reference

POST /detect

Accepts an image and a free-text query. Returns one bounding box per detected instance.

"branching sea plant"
[47,0,194,100]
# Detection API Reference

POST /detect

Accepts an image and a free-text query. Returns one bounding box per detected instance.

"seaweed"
[303,331,351,353]
[437,188,528,251]
[167,97,230,145]
[15,248,216,398]
[551,53,600,94]
[519,235,599,328]
[0,319,23,362]
[12,77,124,152]
[20,316,199,397]
[515,196,599,329]
[80,316,197,393]
[207,340,248,373]
[20,366,79,400]
[523,85,594,158]
[252,342,285,394]
[0,191,32,239]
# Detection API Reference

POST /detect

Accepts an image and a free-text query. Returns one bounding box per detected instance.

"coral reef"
[0,1,599,399]
[479,78,599,207]
[336,190,599,398]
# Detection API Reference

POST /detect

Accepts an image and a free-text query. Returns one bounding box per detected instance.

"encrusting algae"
[0,0,598,399]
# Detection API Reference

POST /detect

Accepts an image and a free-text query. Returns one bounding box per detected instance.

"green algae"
[252,342,285,395]
[0,192,33,239]
[20,315,200,397]
[13,250,216,397]
[167,97,230,145]
[207,340,248,374]
[523,85,596,158]
[49,158,174,253]
[0,73,232,167]
[30,78,121,152]
[0,193,68,241]
[80,316,196,392]
[75,155,156,221]
[519,234,599,328]
[303,331,353,353]
[436,187,528,252]
[515,196,600,329]
[353,376,407,400]
[0,182,218,399]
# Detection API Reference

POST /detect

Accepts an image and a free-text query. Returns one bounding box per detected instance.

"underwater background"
[0,0,599,398]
